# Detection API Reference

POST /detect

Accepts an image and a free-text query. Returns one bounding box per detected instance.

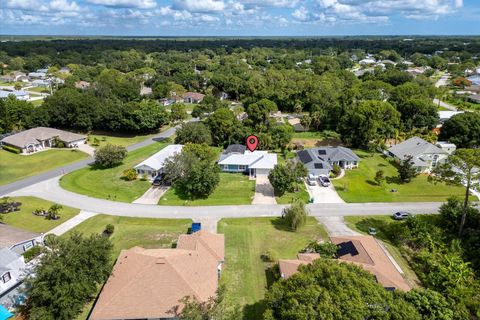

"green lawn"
[68,214,191,320]
[0,149,88,186]
[276,182,310,204]
[159,173,255,206]
[218,217,328,318]
[30,99,44,106]
[86,132,160,148]
[27,87,49,93]
[66,214,192,258]
[332,150,474,203]
[60,142,168,202]
[1,196,79,233]
[344,215,421,288]
[292,131,325,139]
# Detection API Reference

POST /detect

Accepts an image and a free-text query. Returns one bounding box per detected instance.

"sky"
[0,0,479,36]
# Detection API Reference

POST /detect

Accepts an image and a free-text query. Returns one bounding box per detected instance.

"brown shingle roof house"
[1,127,86,154]
[278,236,410,292]
[183,92,205,103]
[89,231,224,320]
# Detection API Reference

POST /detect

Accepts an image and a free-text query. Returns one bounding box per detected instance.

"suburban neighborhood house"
[387,136,451,173]
[89,230,224,320]
[296,146,360,177]
[218,144,278,178]
[0,127,86,154]
[0,224,40,255]
[0,90,29,101]
[0,248,26,297]
[183,92,205,104]
[279,236,410,292]
[134,144,183,179]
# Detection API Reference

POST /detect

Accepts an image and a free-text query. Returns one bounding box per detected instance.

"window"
[2,272,11,283]
[239,165,246,170]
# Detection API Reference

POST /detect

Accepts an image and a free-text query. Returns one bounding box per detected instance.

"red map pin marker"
[246,135,259,152]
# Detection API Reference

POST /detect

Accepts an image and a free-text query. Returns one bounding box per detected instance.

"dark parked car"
[152,173,165,187]
[392,211,411,220]
[318,175,331,187]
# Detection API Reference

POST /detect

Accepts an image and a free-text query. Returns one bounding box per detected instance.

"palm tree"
[47,204,63,220]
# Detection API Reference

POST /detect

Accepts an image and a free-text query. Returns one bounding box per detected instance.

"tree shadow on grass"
[386,176,402,184]
[170,185,208,202]
[242,300,267,320]
[270,217,293,232]
[366,180,379,186]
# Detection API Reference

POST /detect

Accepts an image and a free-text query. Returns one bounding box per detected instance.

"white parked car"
[318,175,331,187]
[307,174,317,186]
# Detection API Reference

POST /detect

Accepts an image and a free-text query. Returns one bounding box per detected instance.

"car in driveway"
[318,175,331,187]
[306,174,317,186]
[152,173,165,187]
[392,211,411,220]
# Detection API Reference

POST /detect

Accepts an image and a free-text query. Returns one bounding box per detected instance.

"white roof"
[134,144,183,171]
[438,111,464,120]
[218,151,277,169]
[0,90,29,98]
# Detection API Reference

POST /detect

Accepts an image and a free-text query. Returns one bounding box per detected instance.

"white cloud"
[240,0,298,8]
[50,0,82,12]
[86,0,157,9]
[172,0,225,12]
[292,6,309,21]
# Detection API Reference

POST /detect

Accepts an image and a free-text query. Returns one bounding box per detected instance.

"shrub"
[94,144,127,168]
[264,249,279,262]
[332,164,341,177]
[304,241,338,258]
[122,168,138,181]
[104,224,115,235]
[92,137,100,146]
[23,246,42,262]
[2,145,21,154]
[43,234,58,247]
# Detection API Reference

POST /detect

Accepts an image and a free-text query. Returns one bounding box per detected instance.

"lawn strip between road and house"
[217,217,328,319]
[158,173,255,206]
[0,149,88,186]
[344,215,421,289]
[332,150,475,203]
[275,182,310,204]
[0,196,80,233]
[60,142,168,203]
[85,132,160,149]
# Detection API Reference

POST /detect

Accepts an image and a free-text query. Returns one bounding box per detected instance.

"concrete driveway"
[305,182,345,203]
[316,216,360,236]
[252,175,277,205]
[133,186,169,205]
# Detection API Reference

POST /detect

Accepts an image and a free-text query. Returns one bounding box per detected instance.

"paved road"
[0,126,178,196]
[433,98,458,111]
[7,176,444,219]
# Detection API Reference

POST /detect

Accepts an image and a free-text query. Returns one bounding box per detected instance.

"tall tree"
[439,113,480,148]
[430,149,480,236]
[21,233,113,320]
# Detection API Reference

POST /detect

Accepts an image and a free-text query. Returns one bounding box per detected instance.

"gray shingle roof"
[387,137,447,160]
[296,147,359,175]
[0,248,21,267]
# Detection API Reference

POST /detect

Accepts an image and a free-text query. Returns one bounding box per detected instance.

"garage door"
[255,169,270,176]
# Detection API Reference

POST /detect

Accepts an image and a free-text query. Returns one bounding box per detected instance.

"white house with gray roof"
[0,248,26,296]
[134,144,183,179]
[1,127,86,154]
[387,137,450,173]
[296,146,360,177]
[218,144,277,178]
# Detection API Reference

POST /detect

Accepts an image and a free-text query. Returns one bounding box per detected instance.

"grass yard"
[68,215,191,320]
[276,182,310,204]
[86,132,162,148]
[66,214,192,258]
[159,173,256,206]
[1,196,79,233]
[332,150,474,203]
[218,217,328,319]
[60,142,168,202]
[26,87,49,93]
[30,99,44,106]
[0,149,88,186]
[344,215,421,288]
